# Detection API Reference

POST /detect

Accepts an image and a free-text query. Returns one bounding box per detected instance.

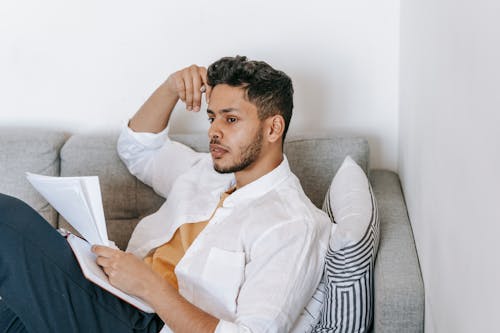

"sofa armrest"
[369,170,424,333]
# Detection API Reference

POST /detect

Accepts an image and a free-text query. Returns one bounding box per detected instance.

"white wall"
[0,0,399,170]
[6,0,500,330]
[400,0,500,331]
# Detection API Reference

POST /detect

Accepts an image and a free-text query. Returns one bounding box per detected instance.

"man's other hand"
[92,245,157,299]
[165,65,212,112]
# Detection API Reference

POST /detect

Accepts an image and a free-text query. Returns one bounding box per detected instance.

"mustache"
[210,138,223,145]
[209,138,230,151]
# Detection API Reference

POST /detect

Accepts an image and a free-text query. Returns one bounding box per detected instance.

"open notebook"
[26,172,154,313]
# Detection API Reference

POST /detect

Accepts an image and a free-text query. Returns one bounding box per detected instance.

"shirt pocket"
[201,247,245,313]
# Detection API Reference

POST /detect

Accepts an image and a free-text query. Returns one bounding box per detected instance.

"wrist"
[141,271,173,305]
[161,78,179,101]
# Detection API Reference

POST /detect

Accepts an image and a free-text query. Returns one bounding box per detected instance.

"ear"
[264,115,285,143]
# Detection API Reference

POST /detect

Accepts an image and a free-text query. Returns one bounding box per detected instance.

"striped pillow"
[314,156,380,333]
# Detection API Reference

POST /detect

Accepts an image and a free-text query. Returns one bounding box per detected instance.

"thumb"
[205,85,212,104]
[199,67,211,104]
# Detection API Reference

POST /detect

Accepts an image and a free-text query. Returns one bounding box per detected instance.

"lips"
[210,144,229,159]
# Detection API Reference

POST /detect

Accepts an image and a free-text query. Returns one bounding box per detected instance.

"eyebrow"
[207,108,240,115]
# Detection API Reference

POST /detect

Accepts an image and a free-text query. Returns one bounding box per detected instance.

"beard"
[212,128,263,174]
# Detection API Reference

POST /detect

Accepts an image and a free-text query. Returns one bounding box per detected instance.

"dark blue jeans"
[0,194,164,333]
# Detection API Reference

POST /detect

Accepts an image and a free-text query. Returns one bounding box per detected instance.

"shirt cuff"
[215,320,251,333]
[121,121,170,149]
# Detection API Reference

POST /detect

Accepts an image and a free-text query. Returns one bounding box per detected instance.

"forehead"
[208,84,257,115]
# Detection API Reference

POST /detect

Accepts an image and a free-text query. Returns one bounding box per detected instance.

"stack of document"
[26,173,109,245]
[26,172,154,313]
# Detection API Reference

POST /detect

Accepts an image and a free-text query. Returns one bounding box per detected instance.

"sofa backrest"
[0,129,369,249]
[58,132,369,248]
[0,127,67,227]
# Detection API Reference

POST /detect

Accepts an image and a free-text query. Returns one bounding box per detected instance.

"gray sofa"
[0,128,424,332]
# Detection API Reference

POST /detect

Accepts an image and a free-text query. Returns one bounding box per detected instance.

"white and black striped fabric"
[313,184,380,333]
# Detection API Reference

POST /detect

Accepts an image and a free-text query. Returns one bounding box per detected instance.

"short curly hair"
[207,56,294,140]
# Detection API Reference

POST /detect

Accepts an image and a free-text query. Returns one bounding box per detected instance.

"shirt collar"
[221,155,291,208]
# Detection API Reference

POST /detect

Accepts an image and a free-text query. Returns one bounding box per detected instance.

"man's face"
[207,84,264,174]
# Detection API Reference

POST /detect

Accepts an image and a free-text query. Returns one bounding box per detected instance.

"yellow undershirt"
[143,187,236,290]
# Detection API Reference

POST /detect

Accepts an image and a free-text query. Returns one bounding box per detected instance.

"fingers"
[205,85,212,105]
[93,246,128,280]
[92,245,120,257]
[199,67,212,104]
[94,252,116,279]
[182,70,194,111]
[191,66,202,112]
[173,65,209,112]
[96,255,113,270]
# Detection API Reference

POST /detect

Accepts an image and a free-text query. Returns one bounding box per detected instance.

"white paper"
[79,177,108,244]
[26,172,108,245]
[27,172,153,312]
[67,234,154,313]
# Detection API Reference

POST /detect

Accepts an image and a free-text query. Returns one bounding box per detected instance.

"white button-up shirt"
[117,126,332,333]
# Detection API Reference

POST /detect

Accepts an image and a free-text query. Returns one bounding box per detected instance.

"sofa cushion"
[313,156,380,332]
[0,128,67,226]
[285,135,369,208]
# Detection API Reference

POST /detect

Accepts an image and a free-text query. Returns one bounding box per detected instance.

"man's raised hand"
[165,65,212,112]
[129,64,212,134]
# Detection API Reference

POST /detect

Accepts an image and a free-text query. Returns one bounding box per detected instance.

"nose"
[208,119,222,141]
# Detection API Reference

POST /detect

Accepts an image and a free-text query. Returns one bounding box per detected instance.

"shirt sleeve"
[215,321,251,333]
[116,124,206,198]
[215,219,328,333]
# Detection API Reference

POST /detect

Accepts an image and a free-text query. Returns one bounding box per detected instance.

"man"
[0,56,330,332]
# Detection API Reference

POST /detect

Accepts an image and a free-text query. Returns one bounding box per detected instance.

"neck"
[234,151,283,189]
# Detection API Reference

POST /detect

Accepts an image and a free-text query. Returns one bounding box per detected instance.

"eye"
[227,117,237,123]
[208,117,214,124]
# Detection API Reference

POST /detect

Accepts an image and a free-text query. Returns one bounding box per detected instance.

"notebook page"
[67,234,154,313]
